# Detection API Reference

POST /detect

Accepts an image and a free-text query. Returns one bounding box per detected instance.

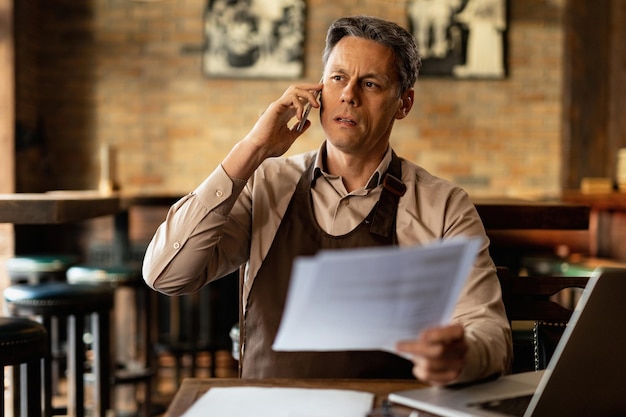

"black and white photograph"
[203,0,306,79]
[407,0,507,78]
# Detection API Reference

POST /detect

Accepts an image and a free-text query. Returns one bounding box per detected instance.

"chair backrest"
[496,266,589,372]
[497,266,589,321]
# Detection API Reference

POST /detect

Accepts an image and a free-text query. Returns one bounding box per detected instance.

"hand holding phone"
[296,79,323,133]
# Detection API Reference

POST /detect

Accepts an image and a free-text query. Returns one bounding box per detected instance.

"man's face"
[320,36,413,159]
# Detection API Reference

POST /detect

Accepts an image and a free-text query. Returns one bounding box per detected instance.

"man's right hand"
[221,82,323,181]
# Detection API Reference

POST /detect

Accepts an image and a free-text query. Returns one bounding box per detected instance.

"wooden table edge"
[164,378,428,417]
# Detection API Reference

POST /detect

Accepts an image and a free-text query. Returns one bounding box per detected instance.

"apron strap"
[370,150,406,237]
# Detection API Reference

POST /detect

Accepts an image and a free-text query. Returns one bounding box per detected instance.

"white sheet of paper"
[272,236,481,353]
[180,386,374,417]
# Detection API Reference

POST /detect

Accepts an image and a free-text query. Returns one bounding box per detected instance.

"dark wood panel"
[561,0,611,189]
[607,1,626,173]
[562,0,626,190]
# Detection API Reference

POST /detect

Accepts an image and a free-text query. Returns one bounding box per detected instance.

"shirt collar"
[311,141,393,190]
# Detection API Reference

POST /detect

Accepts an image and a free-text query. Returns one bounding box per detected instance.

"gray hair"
[322,15,421,95]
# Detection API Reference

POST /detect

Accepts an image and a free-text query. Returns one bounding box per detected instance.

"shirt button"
[342,199,350,207]
[173,242,181,249]
[216,190,224,197]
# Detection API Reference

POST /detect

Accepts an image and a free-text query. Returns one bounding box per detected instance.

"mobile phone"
[296,79,323,133]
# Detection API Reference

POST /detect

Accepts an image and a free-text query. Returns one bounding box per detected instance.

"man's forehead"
[325,37,399,82]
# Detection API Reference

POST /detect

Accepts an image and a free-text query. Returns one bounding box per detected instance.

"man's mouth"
[335,116,357,126]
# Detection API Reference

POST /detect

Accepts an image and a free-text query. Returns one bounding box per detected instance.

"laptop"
[388,267,626,417]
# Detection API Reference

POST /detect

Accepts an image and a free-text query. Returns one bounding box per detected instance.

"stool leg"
[68,314,85,417]
[19,363,28,417]
[210,351,217,378]
[24,359,43,417]
[50,317,63,398]
[92,311,111,417]
[41,317,54,417]
[11,365,22,417]
[175,354,183,388]
[190,292,199,378]
[139,287,153,417]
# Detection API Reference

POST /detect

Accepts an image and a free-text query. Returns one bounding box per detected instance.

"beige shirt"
[143,144,512,383]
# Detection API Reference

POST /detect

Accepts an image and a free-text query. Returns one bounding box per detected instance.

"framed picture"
[407,0,508,78]
[203,0,306,79]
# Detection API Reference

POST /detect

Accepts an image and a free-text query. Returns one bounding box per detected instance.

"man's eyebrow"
[327,68,391,83]
[326,67,347,76]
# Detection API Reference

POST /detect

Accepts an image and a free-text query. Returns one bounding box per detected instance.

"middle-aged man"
[143,15,512,386]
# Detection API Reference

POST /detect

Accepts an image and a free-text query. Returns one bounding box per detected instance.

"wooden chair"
[496,266,589,373]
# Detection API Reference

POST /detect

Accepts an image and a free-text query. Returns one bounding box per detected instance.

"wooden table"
[164,378,429,417]
[0,192,121,224]
[0,191,184,225]
[0,191,183,263]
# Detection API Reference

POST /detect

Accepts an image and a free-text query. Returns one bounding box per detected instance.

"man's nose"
[340,82,359,106]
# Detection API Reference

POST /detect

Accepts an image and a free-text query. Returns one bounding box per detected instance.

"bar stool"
[3,282,114,417]
[67,264,154,417]
[6,255,78,285]
[0,317,47,417]
[6,254,78,395]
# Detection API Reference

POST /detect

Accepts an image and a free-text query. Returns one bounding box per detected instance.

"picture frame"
[203,0,306,79]
[407,0,508,78]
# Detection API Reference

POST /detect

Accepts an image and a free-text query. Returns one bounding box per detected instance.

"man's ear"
[396,88,414,120]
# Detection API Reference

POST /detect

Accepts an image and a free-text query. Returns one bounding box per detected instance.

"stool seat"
[66,264,141,286]
[6,255,78,285]
[4,282,114,316]
[0,317,47,417]
[0,316,47,366]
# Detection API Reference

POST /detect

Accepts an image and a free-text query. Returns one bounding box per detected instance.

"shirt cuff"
[193,165,247,215]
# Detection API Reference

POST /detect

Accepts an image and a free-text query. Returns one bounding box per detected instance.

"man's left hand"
[396,323,468,386]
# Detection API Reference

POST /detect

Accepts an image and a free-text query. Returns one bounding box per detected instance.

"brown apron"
[242,151,414,378]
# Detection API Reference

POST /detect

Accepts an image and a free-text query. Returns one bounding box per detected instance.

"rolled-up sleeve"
[142,165,249,295]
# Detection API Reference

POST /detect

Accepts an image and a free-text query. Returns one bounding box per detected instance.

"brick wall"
[12,0,566,198]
